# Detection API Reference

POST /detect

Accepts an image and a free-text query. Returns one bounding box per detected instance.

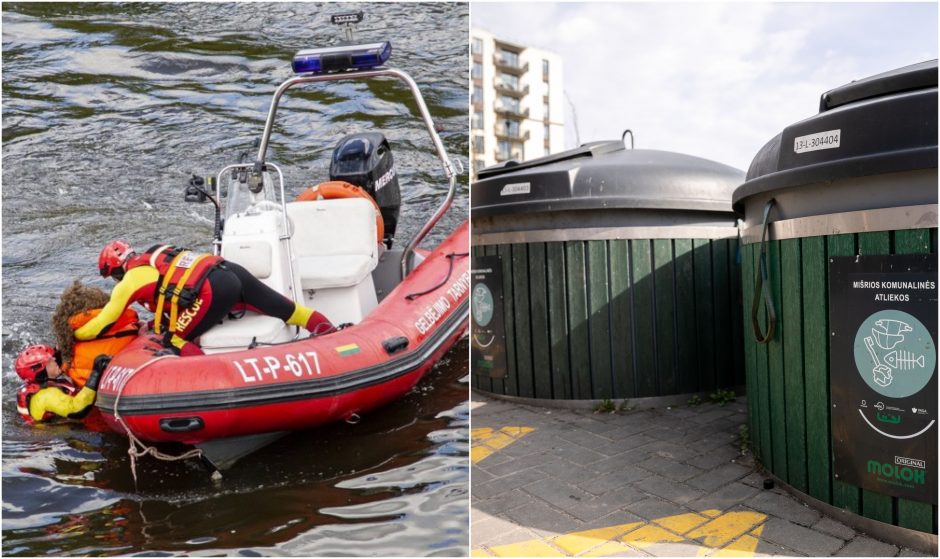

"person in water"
[15,344,110,424]
[51,280,140,387]
[80,241,335,355]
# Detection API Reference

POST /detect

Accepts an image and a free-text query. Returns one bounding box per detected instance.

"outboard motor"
[329,132,401,248]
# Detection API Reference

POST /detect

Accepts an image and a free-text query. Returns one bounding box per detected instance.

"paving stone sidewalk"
[471,394,928,557]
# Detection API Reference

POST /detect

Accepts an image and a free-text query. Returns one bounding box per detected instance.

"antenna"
[331,11,364,42]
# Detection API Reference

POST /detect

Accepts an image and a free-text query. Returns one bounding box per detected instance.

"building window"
[497,73,519,90]
[472,111,484,129]
[473,135,484,153]
[497,49,519,68]
[472,37,483,54]
[498,140,512,159]
[472,61,482,80]
[498,96,520,112]
[472,86,483,104]
[502,119,520,137]
[544,124,550,142]
[542,59,550,79]
[474,159,485,173]
[543,101,550,119]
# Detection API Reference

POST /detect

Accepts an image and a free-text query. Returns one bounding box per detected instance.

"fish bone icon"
[884,350,925,370]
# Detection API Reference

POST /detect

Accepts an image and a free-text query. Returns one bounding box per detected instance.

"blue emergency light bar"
[291,42,392,74]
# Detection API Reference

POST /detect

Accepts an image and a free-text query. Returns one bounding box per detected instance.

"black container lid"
[733,60,938,212]
[472,141,744,218]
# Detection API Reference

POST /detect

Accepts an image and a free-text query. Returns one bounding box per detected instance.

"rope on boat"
[110,354,204,486]
[405,252,469,300]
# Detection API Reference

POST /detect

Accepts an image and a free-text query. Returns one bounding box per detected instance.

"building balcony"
[494,78,529,97]
[495,149,523,162]
[493,55,528,75]
[494,128,530,142]
[494,104,529,120]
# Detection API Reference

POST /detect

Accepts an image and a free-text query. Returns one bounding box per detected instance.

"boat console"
[189,13,459,354]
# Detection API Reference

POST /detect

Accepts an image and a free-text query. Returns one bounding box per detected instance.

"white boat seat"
[199,313,294,353]
[223,240,273,279]
[286,198,379,290]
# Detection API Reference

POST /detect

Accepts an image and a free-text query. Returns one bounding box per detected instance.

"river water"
[1,2,469,555]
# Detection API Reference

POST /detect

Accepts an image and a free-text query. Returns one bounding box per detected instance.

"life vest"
[126,245,222,335]
[65,308,139,387]
[16,378,78,424]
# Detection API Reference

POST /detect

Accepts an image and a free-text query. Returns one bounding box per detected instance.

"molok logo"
[867,460,926,485]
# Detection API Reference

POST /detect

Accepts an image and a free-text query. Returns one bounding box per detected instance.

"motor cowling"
[329,133,401,248]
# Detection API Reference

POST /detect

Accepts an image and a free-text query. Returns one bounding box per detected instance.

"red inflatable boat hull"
[95,221,469,445]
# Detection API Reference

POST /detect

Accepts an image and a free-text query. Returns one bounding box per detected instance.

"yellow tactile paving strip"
[471,426,535,464]
[472,509,769,557]
[472,427,769,556]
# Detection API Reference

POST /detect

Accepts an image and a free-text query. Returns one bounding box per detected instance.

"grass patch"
[594,398,616,414]
[709,389,737,406]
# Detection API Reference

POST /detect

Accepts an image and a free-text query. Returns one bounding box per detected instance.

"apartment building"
[471,28,565,178]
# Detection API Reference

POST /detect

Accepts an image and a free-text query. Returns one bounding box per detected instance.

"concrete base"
[471,386,745,412]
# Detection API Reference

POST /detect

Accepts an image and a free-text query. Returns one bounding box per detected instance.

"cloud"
[473,2,937,171]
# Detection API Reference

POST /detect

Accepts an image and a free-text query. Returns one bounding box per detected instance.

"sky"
[472,2,938,172]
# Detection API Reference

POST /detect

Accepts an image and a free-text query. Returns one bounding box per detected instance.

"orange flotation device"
[295,181,384,243]
[65,308,139,387]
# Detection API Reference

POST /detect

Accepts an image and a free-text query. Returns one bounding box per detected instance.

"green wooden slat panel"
[857,231,893,524]
[498,243,518,397]
[528,243,552,399]
[741,242,761,460]
[694,239,717,390]
[547,242,571,399]
[730,239,746,387]
[631,240,657,396]
[802,236,831,503]
[781,238,807,492]
[674,239,697,393]
[566,241,592,399]
[898,502,934,534]
[654,239,677,395]
[753,242,774,468]
[713,239,733,388]
[609,240,634,398]
[894,228,935,533]
[512,244,534,398]
[768,240,789,480]
[587,241,613,399]
[895,229,930,254]
[828,233,859,514]
[480,245,506,394]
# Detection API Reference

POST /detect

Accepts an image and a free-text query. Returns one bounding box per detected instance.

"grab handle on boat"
[382,336,409,355]
[159,417,205,433]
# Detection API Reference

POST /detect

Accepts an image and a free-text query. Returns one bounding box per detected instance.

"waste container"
[734,60,938,536]
[471,141,745,402]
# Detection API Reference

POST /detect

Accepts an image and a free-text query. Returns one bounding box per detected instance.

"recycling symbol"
[854,310,936,399]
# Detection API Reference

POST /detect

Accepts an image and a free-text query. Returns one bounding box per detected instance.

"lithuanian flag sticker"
[335,343,361,357]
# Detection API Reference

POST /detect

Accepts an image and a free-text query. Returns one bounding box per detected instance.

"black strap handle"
[751,198,777,345]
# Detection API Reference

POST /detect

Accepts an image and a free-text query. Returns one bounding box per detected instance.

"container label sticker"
[794,129,841,153]
[830,254,937,504]
[471,255,508,379]
[500,182,530,196]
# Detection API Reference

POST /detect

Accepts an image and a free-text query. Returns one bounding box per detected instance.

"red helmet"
[14,344,55,383]
[99,240,133,278]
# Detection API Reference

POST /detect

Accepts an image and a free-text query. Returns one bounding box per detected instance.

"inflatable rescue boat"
[93,17,469,470]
